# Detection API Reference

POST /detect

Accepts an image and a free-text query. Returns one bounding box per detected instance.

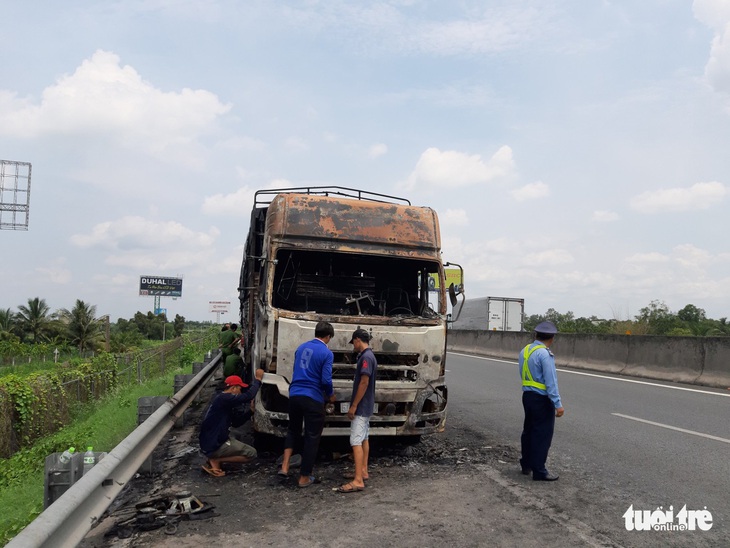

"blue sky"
[1,0,729,322]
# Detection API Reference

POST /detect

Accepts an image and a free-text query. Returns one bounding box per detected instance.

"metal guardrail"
[6,352,222,548]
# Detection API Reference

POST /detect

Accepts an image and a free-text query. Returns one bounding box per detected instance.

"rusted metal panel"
[265,193,441,255]
[253,316,448,437]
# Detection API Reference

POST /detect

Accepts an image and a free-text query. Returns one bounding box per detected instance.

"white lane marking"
[612,413,730,444]
[448,351,730,398]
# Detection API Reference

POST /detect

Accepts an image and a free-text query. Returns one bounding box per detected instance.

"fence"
[0,351,78,367]
[0,335,206,459]
[59,339,183,407]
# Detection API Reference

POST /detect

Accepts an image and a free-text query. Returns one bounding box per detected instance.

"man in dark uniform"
[519,321,565,481]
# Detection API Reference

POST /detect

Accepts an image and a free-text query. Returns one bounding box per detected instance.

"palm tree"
[0,309,20,344]
[0,308,14,332]
[58,300,104,352]
[16,297,55,343]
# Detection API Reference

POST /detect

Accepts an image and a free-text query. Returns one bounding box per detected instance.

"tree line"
[524,300,730,336]
[0,297,208,355]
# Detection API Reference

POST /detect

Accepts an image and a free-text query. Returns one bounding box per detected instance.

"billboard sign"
[139,276,183,297]
[209,301,231,313]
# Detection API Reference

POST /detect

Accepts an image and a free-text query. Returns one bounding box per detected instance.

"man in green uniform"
[219,323,239,359]
[224,347,246,378]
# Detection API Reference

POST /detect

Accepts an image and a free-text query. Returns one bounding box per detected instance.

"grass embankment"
[0,365,188,546]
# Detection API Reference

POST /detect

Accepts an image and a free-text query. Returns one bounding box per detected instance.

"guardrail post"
[137,396,169,475]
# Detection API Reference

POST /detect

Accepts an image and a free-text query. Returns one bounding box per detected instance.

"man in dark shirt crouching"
[199,369,264,477]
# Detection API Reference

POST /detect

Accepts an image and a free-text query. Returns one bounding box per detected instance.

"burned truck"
[238,187,463,437]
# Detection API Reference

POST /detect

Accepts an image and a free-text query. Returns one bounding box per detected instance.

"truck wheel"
[253,431,284,454]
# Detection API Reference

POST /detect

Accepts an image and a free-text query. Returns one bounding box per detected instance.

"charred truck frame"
[239,187,463,437]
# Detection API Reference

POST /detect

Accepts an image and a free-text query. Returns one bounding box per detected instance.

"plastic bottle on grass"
[59,447,75,464]
[83,447,96,475]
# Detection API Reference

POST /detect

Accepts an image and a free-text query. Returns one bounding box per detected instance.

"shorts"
[349,415,370,446]
[208,435,257,459]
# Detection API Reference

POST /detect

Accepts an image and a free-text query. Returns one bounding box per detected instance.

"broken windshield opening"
[271,249,442,317]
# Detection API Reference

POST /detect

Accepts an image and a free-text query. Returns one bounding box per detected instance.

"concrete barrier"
[562,334,628,374]
[447,329,730,389]
[697,337,730,388]
[623,336,704,384]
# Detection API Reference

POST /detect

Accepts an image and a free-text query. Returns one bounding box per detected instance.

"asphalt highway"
[78,350,728,548]
[445,351,730,544]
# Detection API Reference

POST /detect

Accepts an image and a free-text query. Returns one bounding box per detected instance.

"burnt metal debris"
[106,491,218,539]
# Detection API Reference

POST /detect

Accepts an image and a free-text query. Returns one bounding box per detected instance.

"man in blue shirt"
[519,321,565,481]
[336,328,377,493]
[279,321,336,487]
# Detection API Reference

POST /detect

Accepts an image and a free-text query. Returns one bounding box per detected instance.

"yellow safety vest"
[522,344,547,390]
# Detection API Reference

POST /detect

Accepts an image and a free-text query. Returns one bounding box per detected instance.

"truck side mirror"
[448,281,465,322]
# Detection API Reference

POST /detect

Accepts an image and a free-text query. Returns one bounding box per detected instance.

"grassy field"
[0,364,189,546]
[0,361,59,378]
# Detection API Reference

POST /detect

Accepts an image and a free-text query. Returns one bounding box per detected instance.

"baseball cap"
[224,375,249,388]
[349,328,370,343]
[534,321,558,336]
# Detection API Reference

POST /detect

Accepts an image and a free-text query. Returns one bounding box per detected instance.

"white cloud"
[401,145,514,191]
[511,180,549,202]
[439,208,469,227]
[673,243,716,269]
[518,249,574,267]
[203,186,258,217]
[694,0,730,29]
[592,210,619,222]
[202,179,293,217]
[629,181,727,213]
[207,250,244,275]
[90,273,137,290]
[35,258,72,284]
[0,50,230,161]
[704,25,730,94]
[694,1,730,95]
[70,216,219,250]
[104,249,215,270]
[368,143,388,158]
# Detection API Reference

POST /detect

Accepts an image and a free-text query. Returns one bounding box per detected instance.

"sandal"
[334,481,364,493]
[297,476,321,488]
[202,464,226,477]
